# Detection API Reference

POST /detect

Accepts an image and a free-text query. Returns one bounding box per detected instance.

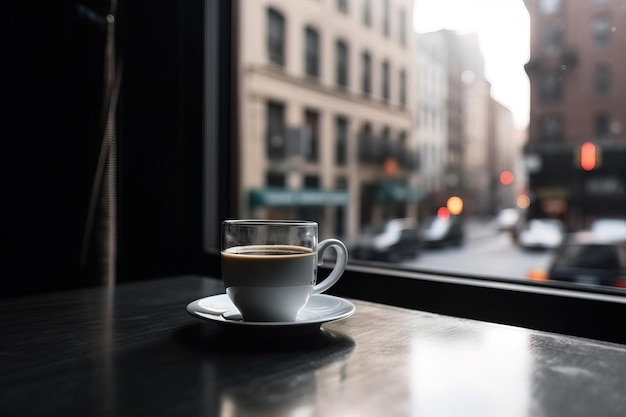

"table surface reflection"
[2,275,626,417]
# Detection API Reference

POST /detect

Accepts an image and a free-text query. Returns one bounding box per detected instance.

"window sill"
[323,261,626,345]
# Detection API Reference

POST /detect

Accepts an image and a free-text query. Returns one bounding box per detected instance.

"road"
[401,219,554,281]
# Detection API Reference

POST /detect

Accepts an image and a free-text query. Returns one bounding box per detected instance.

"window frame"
[335,116,349,166]
[594,64,610,97]
[304,25,320,78]
[592,15,611,48]
[381,59,391,104]
[335,39,350,88]
[361,50,372,96]
[539,114,564,143]
[267,7,286,66]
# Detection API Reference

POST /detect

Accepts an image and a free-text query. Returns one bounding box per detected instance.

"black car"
[350,218,421,262]
[546,233,626,288]
[420,215,465,248]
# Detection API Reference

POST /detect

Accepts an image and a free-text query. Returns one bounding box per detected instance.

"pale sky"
[413,0,531,130]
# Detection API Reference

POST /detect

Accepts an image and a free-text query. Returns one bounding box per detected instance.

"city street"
[402,219,554,281]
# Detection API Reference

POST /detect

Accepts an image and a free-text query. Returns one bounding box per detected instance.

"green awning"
[371,181,424,203]
[249,189,349,208]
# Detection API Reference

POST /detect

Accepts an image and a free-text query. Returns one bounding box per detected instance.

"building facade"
[236,0,416,240]
[524,0,626,229]
[415,31,449,207]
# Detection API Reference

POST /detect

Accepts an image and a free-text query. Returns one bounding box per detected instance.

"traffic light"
[579,142,599,171]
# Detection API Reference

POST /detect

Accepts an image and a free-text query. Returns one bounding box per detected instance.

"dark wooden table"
[2,276,626,417]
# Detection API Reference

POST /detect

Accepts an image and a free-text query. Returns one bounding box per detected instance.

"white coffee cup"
[221,220,348,322]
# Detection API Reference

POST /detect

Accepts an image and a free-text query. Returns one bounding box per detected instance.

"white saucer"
[186,293,355,331]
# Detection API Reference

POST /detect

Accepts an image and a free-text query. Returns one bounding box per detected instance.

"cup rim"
[223,219,317,227]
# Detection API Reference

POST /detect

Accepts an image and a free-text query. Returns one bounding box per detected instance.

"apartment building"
[414,29,467,216]
[236,0,416,239]
[415,31,449,197]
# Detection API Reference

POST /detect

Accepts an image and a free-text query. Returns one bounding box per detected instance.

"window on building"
[336,0,348,14]
[335,177,348,237]
[335,116,349,166]
[592,16,611,48]
[335,40,349,88]
[539,115,564,143]
[383,0,390,37]
[267,8,285,66]
[304,109,320,162]
[540,72,563,103]
[399,69,407,108]
[361,51,372,96]
[594,65,610,97]
[595,113,610,140]
[358,123,374,162]
[304,175,321,188]
[266,171,286,187]
[539,0,562,15]
[382,60,390,104]
[399,7,407,46]
[363,0,372,26]
[542,27,564,56]
[381,126,392,160]
[304,26,320,78]
[266,101,286,160]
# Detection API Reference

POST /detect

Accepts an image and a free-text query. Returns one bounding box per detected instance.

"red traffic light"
[580,142,597,171]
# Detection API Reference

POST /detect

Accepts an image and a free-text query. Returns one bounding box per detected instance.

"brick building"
[523,0,626,228]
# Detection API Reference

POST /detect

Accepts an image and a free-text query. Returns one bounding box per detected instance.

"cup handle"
[313,239,348,294]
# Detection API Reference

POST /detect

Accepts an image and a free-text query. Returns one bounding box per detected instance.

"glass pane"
[235,0,626,293]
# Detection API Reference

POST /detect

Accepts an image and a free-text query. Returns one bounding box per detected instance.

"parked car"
[530,232,626,289]
[420,215,464,248]
[590,218,626,242]
[496,208,521,232]
[518,218,565,250]
[350,218,421,262]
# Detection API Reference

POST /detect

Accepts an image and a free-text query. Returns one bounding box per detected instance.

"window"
[382,0,390,37]
[304,175,320,188]
[218,0,626,345]
[335,177,348,237]
[266,171,286,187]
[266,101,286,160]
[304,109,320,162]
[540,0,561,15]
[381,126,392,161]
[540,72,563,102]
[335,116,349,166]
[358,123,374,162]
[592,16,611,48]
[594,65,610,97]
[363,0,372,26]
[304,26,320,78]
[595,113,610,140]
[382,60,390,103]
[336,0,348,14]
[361,51,372,96]
[13,0,626,352]
[542,27,563,56]
[267,8,285,65]
[539,115,564,143]
[335,39,349,87]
